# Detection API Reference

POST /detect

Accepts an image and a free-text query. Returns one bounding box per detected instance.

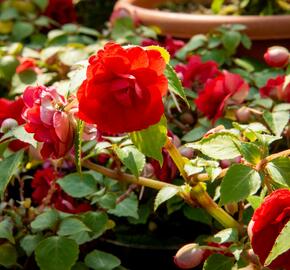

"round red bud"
[235,107,251,123]
[174,243,205,269]
[264,46,289,68]
[0,118,18,133]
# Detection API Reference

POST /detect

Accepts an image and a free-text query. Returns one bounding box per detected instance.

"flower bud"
[235,107,251,123]
[0,118,18,133]
[180,112,194,125]
[179,147,194,159]
[174,243,205,269]
[264,46,289,68]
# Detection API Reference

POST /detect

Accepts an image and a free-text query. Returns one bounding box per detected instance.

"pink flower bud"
[264,46,289,68]
[0,118,18,133]
[235,107,251,123]
[174,243,205,269]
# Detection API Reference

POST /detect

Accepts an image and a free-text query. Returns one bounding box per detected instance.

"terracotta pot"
[114,0,290,40]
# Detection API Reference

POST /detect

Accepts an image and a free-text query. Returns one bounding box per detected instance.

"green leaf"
[58,218,91,236]
[98,193,117,209]
[183,206,212,226]
[84,250,121,270]
[165,64,188,106]
[175,34,207,59]
[11,70,37,94]
[0,8,18,20]
[0,243,17,268]
[12,22,35,41]
[59,49,88,66]
[113,145,145,177]
[266,157,290,187]
[154,186,179,211]
[211,0,225,13]
[31,209,59,232]
[182,126,207,142]
[239,142,262,165]
[72,262,89,270]
[20,234,43,256]
[222,31,241,53]
[187,133,240,160]
[203,254,234,270]
[74,120,84,173]
[108,194,138,219]
[0,150,23,199]
[0,219,14,244]
[82,212,108,236]
[0,55,19,81]
[57,172,97,198]
[265,220,290,266]
[12,125,37,148]
[35,236,79,270]
[33,0,49,11]
[220,164,261,205]
[211,228,238,244]
[247,195,262,210]
[130,115,167,164]
[263,110,289,136]
[241,34,252,49]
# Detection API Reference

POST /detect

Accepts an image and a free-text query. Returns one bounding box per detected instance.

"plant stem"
[164,137,243,232]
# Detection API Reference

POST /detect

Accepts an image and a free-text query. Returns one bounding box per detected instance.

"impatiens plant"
[0,8,289,270]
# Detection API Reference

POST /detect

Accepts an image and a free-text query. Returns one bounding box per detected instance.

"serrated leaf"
[35,236,79,270]
[263,110,289,136]
[31,209,59,232]
[239,142,262,165]
[108,194,138,219]
[265,220,290,266]
[58,218,91,236]
[266,157,290,187]
[82,211,108,237]
[220,164,261,205]
[12,125,37,148]
[130,115,167,164]
[0,219,14,244]
[154,186,179,211]
[165,64,188,106]
[0,243,17,268]
[84,250,121,270]
[74,120,84,173]
[20,234,43,256]
[57,172,97,198]
[113,145,145,177]
[203,254,234,270]
[0,150,23,199]
[211,228,238,244]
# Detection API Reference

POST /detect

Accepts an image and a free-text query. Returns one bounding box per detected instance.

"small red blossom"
[44,0,77,25]
[32,167,91,214]
[195,71,249,121]
[264,46,289,68]
[260,75,290,102]
[248,189,290,270]
[0,97,28,151]
[22,85,75,159]
[77,42,168,133]
[175,55,219,89]
[16,58,39,74]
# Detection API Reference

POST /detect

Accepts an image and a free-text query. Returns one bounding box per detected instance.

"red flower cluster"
[16,58,39,74]
[32,167,91,214]
[44,0,77,25]
[195,71,249,121]
[22,85,75,159]
[77,42,168,133]
[0,97,28,151]
[248,189,290,270]
[175,55,219,89]
[260,75,290,102]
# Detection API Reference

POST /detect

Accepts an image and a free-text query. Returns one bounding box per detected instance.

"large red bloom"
[195,71,249,121]
[0,97,28,151]
[22,85,75,159]
[175,55,219,89]
[260,75,290,102]
[44,0,77,25]
[248,189,290,270]
[32,167,91,214]
[77,42,168,133]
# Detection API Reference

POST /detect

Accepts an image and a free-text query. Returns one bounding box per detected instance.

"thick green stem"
[164,137,243,232]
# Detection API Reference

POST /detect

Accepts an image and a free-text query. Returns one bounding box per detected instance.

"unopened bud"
[264,46,289,68]
[235,107,251,123]
[0,118,18,133]
[180,112,194,125]
[179,147,194,159]
[174,243,205,269]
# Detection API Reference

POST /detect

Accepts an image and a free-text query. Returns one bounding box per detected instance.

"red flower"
[22,85,75,159]
[32,167,91,214]
[248,189,290,270]
[16,58,39,74]
[260,75,290,102]
[0,97,28,151]
[175,55,219,89]
[195,71,249,121]
[264,46,289,68]
[77,42,168,133]
[44,0,77,25]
